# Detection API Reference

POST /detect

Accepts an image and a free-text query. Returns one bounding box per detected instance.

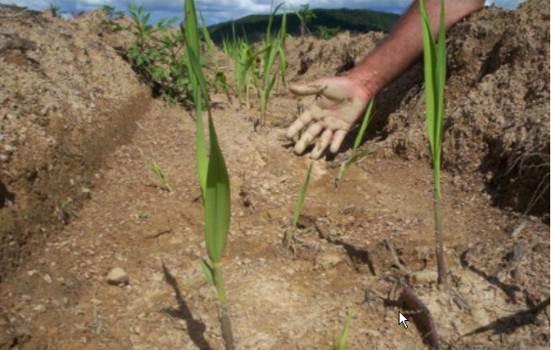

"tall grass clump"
[184,0,234,347]
[336,99,374,184]
[419,0,448,286]
[222,24,260,106]
[221,5,288,117]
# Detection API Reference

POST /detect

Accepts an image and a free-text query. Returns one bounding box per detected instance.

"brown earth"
[0,2,549,350]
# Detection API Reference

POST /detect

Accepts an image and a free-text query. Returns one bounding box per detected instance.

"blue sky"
[0,0,526,25]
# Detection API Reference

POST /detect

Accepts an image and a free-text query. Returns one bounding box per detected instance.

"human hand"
[286,76,373,159]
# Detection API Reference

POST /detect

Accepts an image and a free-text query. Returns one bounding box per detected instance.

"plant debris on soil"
[0,1,549,349]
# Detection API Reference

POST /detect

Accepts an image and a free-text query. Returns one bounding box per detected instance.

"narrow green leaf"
[200,11,216,60]
[434,0,447,180]
[184,0,210,194]
[333,315,352,350]
[419,0,437,154]
[337,159,350,183]
[337,99,375,183]
[352,99,374,150]
[200,259,215,286]
[195,103,208,194]
[204,116,231,263]
[266,3,284,43]
[292,163,313,227]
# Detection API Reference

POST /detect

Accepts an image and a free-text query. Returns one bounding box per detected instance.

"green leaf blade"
[353,99,374,150]
[419,0,438,155]
[204,116,231,264]
[333,315,352,350]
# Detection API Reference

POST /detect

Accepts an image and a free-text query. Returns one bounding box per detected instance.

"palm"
[286,77,371,159]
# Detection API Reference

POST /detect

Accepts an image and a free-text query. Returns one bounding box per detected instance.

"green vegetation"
[150,160,171,192]
[100,5,124,32]
[223,32,260,106]
[260,3,288,117]
[126,4,228,106]
[292,163,313,227]
[316,25,340,39]
[337,99,375,184]
[419,0,448,286]
[208,8,400,43]
[47,3,60,17]
[295,4,316,36]
[101,5,124,19]
[184,0,234,348]
[221,4,288,118]
[333,314,352,350]
[126,4,190,104]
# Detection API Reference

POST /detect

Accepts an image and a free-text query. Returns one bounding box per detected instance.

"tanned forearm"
[345,0,484,97]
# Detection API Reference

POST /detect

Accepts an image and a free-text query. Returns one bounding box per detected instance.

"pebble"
[409,270,438,284]
[3,144,15,153]
[81,188,91,199]
[106,267,129,286]
[33,304,46,312]
[43,274,53,284]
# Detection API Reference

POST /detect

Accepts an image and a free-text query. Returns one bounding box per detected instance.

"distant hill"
[208,8,400,43]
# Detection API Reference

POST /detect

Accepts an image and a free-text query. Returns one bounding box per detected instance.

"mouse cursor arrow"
[399,312,408,329]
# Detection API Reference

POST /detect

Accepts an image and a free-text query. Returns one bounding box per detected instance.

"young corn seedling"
[336,99,375,184]
[419,0,448,286]
[292,162,313,227]
[260,3,288,119]
[184,0,235,348]
[223,26,260,107]
[235,39,260,107]
[332,314,352,350]
[150,160,171,192]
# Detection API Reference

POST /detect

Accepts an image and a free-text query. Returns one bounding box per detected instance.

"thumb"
[289,80,327,96]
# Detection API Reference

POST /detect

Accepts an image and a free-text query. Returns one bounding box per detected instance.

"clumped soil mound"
[0,2,548,350]
[286,0,550,217]
[0,5,147,281]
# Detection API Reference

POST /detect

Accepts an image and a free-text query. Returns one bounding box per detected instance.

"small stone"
[43,274,53,284]
[33,304,46,312]
[3,144,15,153]
[410,270,438,284]
[81,188,91,199]
[106,267,129,286]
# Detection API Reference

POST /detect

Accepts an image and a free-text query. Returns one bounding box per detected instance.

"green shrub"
[126,4,192,104]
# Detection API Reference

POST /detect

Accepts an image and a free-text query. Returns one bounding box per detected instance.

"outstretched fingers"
[294,122,323,154]
[330,130,347,153]
[311,129,333,159]
[286,110,313,139]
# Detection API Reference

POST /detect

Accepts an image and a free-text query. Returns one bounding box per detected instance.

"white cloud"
[0,0,526,24]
